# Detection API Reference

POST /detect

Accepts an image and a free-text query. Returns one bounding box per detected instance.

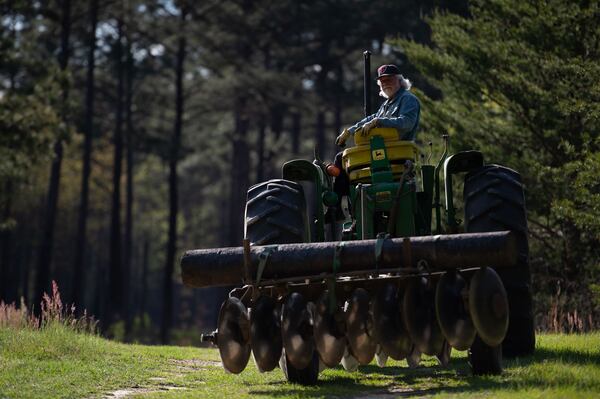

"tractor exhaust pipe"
[181,231,519,288]
[363,50,372,117]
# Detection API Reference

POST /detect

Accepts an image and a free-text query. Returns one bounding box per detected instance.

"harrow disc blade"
[313,292,346,367]
[250,295,282,372]
[406,345,422,368]
[345,288,376,365]
[281,292,315,369]
[469,267,509,347]
[403,277,445,356]
[216,297,251,374]
[435,271,476,350]
[341,347,359,371]
[436,339,452,367]
[372,283,412,360]
[375,346,388,367]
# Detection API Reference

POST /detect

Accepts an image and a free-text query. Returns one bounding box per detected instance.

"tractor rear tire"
[464,165,535,357]
[245,179,320,385]
[469,335,502,375]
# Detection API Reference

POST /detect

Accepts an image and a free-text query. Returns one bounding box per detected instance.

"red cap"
[376,64,401,79]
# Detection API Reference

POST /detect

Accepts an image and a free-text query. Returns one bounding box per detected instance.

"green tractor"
[181,62,535,386]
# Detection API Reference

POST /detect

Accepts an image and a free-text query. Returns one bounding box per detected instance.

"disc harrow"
[187,231,515,380]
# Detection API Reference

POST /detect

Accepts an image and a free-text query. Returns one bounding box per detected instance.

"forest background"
[0,0,598,344]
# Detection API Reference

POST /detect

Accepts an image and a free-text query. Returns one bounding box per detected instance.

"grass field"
[1,325,599,398]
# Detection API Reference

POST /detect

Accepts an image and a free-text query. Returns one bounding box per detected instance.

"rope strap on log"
[374,233,390,274]
[256,246,276,286]
[328,242,345,312]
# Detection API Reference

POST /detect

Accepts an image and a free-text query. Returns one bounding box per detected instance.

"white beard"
[379,89,390,99]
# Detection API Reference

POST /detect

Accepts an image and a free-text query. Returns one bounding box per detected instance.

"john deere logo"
[372,149,385,161]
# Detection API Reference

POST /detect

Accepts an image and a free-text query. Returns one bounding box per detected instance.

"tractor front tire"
[245,179,320,385]
[280,349,320,385]
[464,165,535,357]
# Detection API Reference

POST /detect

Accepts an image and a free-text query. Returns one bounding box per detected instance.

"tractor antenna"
[363,51,372,117]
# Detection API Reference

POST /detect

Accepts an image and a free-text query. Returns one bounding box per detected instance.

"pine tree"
[397,0,600,331]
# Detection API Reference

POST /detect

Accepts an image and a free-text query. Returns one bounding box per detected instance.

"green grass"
[1,327,599,398]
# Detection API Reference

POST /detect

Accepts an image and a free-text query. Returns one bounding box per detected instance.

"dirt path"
[102,359,221,398]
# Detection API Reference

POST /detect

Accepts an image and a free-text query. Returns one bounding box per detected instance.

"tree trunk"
[266,105,284,179]
[333,65,343,159]
[0,180,13,302]
[123,35,135,340]
[72,0,98,308]
[161,9,187,344]
[291,112,301,155]
[270,105,284,141]
[227,0,252,247]
[256,115,266,183]
[20,235,31,304]
[35,0,71,311]
[107,18,125,329]
[227,98,250,247]
[2,12,17,303]
[315,111,326,161]
[139,237,149,324]
[93,236,106,325]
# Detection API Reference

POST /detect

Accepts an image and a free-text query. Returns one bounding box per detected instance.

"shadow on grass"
[249,375,384,398]
[249,362,495,398]
[249,373,507,398]
[249,345,600,397]
[510,347,600,367]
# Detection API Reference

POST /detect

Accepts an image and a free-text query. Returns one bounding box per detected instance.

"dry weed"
[0,280,98,333]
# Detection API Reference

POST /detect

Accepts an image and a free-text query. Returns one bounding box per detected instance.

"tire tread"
[464,165,535,357]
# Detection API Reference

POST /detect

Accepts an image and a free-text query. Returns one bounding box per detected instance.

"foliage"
[552,141,600,241]
[0,2,65,230]
[0,79,62,180]
[395,0,600,331]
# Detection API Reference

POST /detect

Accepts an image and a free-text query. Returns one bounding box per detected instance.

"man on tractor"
[336,64,420,146]
[331,64,421,217]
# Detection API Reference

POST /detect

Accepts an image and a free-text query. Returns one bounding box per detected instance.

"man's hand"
[336,128,351,146]
[359,118,378,136]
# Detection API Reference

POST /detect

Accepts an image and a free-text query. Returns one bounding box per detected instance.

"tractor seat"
[342,128,420,183]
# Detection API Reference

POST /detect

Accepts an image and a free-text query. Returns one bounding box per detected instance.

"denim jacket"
[348,89,420,141]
